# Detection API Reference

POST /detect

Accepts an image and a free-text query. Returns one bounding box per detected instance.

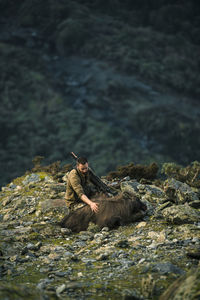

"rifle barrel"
[70,152,78,160]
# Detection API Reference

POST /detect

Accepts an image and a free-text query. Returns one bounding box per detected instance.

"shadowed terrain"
[0,0,200,187]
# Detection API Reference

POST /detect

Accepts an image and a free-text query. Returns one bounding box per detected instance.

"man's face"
[77,163,89,174]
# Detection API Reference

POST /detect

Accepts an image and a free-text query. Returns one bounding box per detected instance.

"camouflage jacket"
[65,168,92,208]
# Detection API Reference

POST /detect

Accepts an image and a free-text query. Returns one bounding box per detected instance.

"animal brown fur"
[59,192,147,233]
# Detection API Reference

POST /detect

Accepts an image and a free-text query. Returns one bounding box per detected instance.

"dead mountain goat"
[60,192,147,233]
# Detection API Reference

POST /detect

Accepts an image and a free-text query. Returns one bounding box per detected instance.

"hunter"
[65,157,99,213]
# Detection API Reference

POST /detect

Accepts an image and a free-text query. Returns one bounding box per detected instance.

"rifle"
[70,152,118,195]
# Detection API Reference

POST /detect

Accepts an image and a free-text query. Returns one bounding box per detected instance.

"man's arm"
[69,171,98,213]
[80,195,98,213]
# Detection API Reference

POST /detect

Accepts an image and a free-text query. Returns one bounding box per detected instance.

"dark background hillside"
[0,0,200,187]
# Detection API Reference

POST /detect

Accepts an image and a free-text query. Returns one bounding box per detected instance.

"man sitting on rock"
[65,157,99,213]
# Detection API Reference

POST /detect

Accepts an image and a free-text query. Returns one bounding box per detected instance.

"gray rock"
[54,246,65,252]
[27,243,36,250]
[120,180,140,195]
[78,234,93,241]
[94,233,104,240]
[74,241,87,248]
[2,197,13,207]
[60,228,72,234]
[155,201,173,212]
[63,251,73,257]
[164,178,199,204]
[25,196,36,206]
[152,262,185,275]
[191,237,199,243]
[37,278,52,290]
[39,267,50,273]
[138,184,165,199]
[162,204,200,224]
[54,271,68,277]
[22,174,41,185]
[65,282,86,290]
[101,226,109,232]
[8,183,17,190]
[81,258,96,264]
[97,253,109,261]
[141,196,155,215]
[56,284,66,295]
[119,259,135,267]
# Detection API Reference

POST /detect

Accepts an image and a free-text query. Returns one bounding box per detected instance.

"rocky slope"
[0,163,199,299]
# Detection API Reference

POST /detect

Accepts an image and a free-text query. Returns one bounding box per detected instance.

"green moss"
[28,232,42,241]
[12,175,27,186]
[5,265,45,286]
[37,172,51,180]
[117,224,136,236]
[0,283,43,300]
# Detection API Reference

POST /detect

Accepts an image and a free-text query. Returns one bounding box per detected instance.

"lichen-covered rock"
[120,180,140,195]
[140,196,155,215]
[121,181,167,213]
[2,196,13,207]
[161,204,200,224]
[138,184,165,200]
[153,201,173,219]
[121,180,166,216]
[22,173,41,185]
[164,178,199,205]
[151,262,185,275]
[121,181,166,204]
[159,267,200,300]
[147,230,167,243]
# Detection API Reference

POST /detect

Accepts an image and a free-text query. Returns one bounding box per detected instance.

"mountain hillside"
[0,0,200,187]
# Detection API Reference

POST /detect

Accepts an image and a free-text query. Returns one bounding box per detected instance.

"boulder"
[22,174,41,185]
[164,178,199,205]
[161,204,200,225]
[120,180,140,195]
[121,180,166,204]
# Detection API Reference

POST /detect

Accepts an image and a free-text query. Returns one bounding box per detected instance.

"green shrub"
[56,18,91,55]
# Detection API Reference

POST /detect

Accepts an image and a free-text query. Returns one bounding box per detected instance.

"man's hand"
[81,194,99,213]
[90,201,99,213]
